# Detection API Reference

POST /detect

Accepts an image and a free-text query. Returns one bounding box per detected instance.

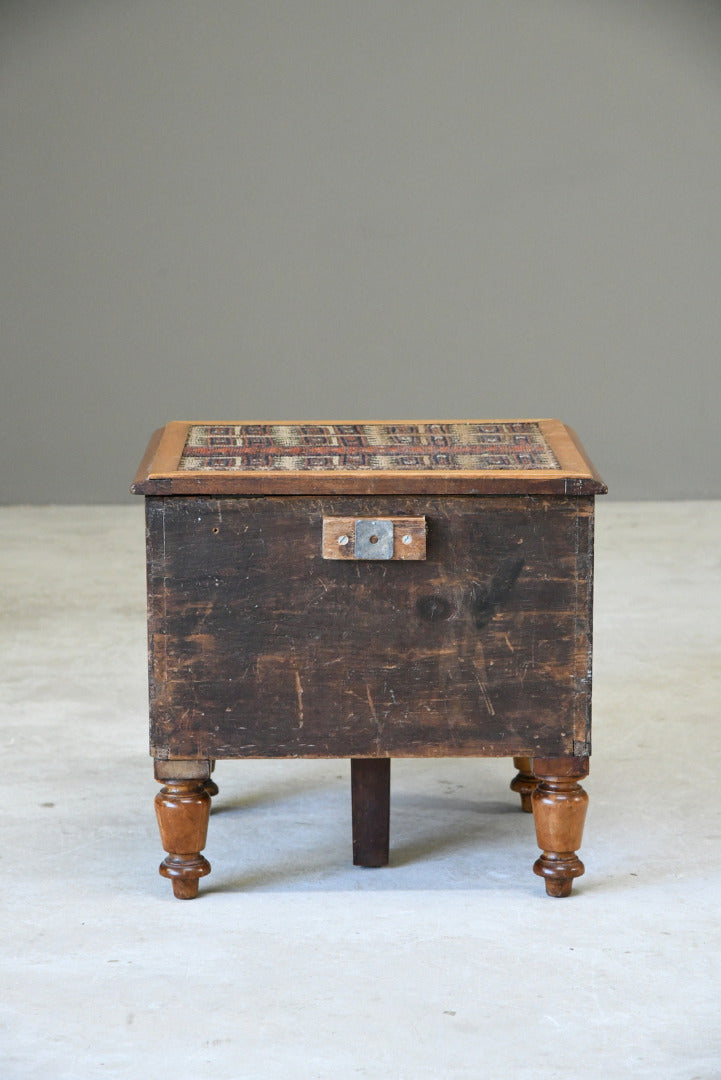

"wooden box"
[133,420,606,898]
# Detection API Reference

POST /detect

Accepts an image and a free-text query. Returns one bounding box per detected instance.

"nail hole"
[369,535,379,544]
[212,527,219,534]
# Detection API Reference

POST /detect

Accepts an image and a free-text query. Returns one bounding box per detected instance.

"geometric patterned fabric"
[179,422,560,473]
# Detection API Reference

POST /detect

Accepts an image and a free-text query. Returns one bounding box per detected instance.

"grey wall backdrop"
[2,0,720,503]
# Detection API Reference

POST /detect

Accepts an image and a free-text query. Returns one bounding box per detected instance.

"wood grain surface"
[146,494,595,761]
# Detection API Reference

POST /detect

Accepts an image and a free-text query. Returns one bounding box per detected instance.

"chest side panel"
[146,495,594,759]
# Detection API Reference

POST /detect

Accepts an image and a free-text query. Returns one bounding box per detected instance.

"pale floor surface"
[1,502,719,1080]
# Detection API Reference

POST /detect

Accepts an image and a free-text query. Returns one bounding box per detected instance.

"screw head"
[338,534,349,546]
[402,534,413,545]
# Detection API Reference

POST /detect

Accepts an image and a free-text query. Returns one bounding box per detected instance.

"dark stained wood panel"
[146,495,595,760]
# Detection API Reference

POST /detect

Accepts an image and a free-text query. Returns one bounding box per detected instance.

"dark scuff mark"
[469,555,525,629]
[416,594,454,622]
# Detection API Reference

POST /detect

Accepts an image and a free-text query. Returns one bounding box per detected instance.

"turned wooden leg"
[531,756,589,898]
[154,760,212,899]
[351,758,390,867]
[510,756,538,812]
[204,760,219,798]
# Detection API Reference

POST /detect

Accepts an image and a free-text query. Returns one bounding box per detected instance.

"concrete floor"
[1,501,720,1079]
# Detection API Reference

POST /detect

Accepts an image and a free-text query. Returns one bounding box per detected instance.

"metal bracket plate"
[322,516,426,560]
[354,518,394,559]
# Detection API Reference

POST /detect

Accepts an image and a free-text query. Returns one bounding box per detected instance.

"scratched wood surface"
[146,495,595,760]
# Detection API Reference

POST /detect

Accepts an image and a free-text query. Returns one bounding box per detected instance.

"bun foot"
[533,851,585,897]
[159,853,212,899]
[510,756,538,813]
[204,760,219,797]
